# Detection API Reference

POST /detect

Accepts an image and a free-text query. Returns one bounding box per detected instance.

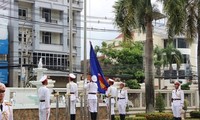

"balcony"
[39,43,63,52]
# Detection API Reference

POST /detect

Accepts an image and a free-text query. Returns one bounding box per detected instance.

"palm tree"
[162,43,183,83]
[113,0,165,113]
[161,0,200,109]
[154,45,164,89]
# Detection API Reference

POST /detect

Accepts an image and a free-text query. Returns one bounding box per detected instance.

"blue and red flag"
[90,42,109,94]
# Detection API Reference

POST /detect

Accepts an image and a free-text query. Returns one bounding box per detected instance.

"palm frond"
[162,0,187,39]
[185,0,197,43]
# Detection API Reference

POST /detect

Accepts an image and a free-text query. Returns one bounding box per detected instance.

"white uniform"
[38,85,50,120]
[84,81,98,112]
[106,85,117,115]
[171,89,184,118]
[66,81,78,114]
[117,88,128,115]
[0,101,13,120]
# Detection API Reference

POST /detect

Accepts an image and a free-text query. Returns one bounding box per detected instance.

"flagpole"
[69,0,73,73]
[83,0,87,120]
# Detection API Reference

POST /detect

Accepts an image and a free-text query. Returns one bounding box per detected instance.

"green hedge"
[190,111,200,118]
[145,113,173,120]
[115,116,146,120]
[135,113,173,120]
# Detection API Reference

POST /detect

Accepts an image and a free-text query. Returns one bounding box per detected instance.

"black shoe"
[70,114,76,120]
[120,114,125,120]
[111,115,115,120]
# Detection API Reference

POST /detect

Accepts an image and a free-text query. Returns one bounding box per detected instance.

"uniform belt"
[172,98,181,100]
[40,100,45,102]
[70,92,75,94]
[118,98,125,100]
[88,93,96,94]
[106,96,115,98]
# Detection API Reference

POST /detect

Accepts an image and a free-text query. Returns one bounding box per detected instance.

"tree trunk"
[198,1,200,111]
[157,67,161,89]
[145,20,154,113]
[169,64,173,83]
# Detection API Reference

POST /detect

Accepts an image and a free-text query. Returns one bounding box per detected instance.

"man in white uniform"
[171,81,184,120]
[66,73,78,120]
[0,83,13,120]
[38,75,50,120]
[84,75,98,120]
[117,82,128,120]
[106,79,117,120]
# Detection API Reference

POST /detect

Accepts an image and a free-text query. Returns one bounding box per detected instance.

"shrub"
[181,82,192,90]
[183,99,189,111]
[190,111,200,118]
[155,92,165,112]
[125,79,141,89]
[145,113,173,120]
[132,117,146,120]
[136,113,173,120]
[115,116,146,120]
[135,113,146,117]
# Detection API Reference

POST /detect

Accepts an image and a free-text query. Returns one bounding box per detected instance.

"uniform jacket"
[0,101,13,120]
[84,81,98,100]
[106,85,117,103]
[117,88,128,103]
[171,89,184,106]
[38,85,50,110]
[66,81,78,101]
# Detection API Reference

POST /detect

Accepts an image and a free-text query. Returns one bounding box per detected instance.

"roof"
[115,32,135,39]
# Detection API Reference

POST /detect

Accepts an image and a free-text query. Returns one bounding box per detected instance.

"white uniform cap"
[108,78,114,82]
[69,73,76,79]
[40,75,47,82]
[91,75,97,82]
[120,82,125,86]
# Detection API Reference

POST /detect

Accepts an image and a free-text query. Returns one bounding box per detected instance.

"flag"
[90,42,109,94]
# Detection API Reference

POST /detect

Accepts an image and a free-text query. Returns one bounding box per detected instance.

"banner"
[90,42,109,94]
[0,62,8,84]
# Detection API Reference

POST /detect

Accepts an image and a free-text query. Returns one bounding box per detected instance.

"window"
[19,33,22,42]
[182,54,189,63]
[42,8,51,22]
[42,32,51,44]
[18,8,27,19]
[19,33,27,43]
[0,55,7,61]
[32,52,69,70]
[177,38,188,48]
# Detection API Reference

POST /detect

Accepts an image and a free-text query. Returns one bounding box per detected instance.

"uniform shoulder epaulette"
[5,102,12,106]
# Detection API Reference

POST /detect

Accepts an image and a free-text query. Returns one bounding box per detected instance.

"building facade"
[0,0,82,87]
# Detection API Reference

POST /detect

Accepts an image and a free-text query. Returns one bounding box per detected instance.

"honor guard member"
[117,82,128,120]
[38,75,51,120]
[106,79,117,120]
[66,73,78,120]
[0,83,13,120]
[84,75,98,120]
[171,81,184,120]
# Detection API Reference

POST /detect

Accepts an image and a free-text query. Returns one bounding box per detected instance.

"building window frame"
[42,8,51,22]
[42,32,51,44]
[18,8,27,19]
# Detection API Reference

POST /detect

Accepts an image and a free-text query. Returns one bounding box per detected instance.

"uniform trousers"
[117,99,126,115]
[88,99,97,112]
[172,101,182,118]
[39,108,50,120]
[70,100,76,114]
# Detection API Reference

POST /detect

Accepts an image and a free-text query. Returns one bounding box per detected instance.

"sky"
[80,0,163,59]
